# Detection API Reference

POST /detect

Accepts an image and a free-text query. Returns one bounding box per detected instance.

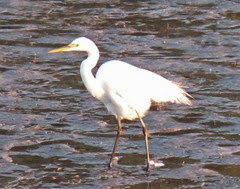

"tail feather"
[150,79,192,106]
[175,89,192,105]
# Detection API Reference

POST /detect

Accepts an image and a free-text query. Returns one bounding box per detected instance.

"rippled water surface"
[0,0,240,188]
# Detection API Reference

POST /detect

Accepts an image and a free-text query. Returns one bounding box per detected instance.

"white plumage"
[49,37,192,171]
[96,60,191,120]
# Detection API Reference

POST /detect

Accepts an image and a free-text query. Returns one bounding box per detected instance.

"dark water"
[0,0,240,188]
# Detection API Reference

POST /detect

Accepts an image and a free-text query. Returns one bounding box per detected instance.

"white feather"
[96,60,191,120]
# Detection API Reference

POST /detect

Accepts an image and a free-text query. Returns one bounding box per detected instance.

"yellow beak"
[48,44,77,53]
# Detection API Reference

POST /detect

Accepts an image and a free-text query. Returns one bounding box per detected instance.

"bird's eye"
[72,44,79,47]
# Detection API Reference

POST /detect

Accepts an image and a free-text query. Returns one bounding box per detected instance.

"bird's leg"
[108,118,122,169]
[136,112,150,171]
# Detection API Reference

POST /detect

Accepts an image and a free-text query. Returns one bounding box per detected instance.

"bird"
[48,37,192,171]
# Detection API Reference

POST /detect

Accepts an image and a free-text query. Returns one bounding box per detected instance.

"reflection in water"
[0,0,239,188]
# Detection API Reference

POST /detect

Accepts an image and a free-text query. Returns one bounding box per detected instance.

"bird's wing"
[96,61,150,110]
[96,60,191,106]
[143,69,192,105]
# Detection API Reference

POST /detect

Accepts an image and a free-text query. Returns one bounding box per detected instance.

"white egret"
[49,37,192,171]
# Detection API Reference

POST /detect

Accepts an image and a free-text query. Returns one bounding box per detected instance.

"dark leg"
[137,112,150,171]
[108,118,122,169]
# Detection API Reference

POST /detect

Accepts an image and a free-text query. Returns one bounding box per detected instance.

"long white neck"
[80,45,104,100]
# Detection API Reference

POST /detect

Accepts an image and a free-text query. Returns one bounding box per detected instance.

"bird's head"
[48,37,97,53]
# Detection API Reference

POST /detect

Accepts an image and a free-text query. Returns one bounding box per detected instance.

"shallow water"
[0,0,240,188]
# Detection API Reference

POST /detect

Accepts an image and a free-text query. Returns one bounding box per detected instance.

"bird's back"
[96,60,191,120]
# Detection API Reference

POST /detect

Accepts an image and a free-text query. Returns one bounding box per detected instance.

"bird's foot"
[107,154,114,169]
[108,162,113,170]
[143,164,150,172]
